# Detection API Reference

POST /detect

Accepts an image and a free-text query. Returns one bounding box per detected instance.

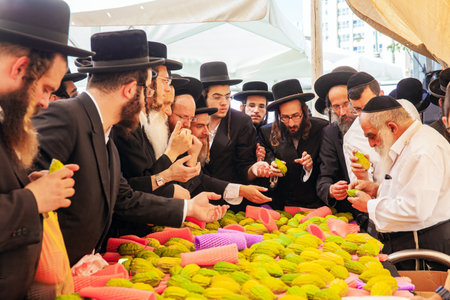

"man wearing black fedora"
[33,29,229,266]
[313,66,369,226]
[256,79,328,209]
[0,0,92,297]
[389,77,431,117]
[428,68,450,143]
[49,69,87,101]
[200,61,262,211]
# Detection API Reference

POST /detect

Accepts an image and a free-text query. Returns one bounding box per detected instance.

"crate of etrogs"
[398,270,449,297]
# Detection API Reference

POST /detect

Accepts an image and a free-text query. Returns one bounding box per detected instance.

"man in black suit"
[33,30,228,266]
[429,68,450,143]
[0,0,91,297]
[313,67,368,226]
[257,79,328,210]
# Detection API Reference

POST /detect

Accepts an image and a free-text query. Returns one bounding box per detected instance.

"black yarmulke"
[362,96,402,113]
[347,72,376,90]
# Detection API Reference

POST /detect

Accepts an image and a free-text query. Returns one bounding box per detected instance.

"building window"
[353,46,365,53]
[353,33,364,41]
[353,20,364,28]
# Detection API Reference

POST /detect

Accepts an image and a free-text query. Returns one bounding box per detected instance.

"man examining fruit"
[256,79,328,210]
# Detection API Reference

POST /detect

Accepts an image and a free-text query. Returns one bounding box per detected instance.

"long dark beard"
[0,80,39,168]
[115,89,142,137]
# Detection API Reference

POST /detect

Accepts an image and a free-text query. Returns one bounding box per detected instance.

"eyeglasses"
[331,101,352,112]
[280,113,302,123]
[208,94,231,101]
[138,83,155,98]
[350,104,363,115]
[173,112,195,123]
[157,76,172,85]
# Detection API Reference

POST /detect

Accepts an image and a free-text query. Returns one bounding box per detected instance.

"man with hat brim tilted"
[389,77,431,116]
[347,95,450,269]
[313,67,371,230]
[112,44,198,202]
[343,72,383,183]
[0,0,92,297]
[200,61,266,212]
[428,68,450,142]
[256,79,328,210]
[49,69,87,101]
[33,29,229,266]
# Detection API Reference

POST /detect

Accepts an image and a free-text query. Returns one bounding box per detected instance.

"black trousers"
[378,220,450,270]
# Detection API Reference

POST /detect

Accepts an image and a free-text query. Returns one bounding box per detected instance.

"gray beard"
[330,109,355,135]
[373,127,395,183]
[140,111,169,159]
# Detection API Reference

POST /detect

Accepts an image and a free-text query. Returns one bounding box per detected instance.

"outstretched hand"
[187,192,229,222]
[240,185,271,204]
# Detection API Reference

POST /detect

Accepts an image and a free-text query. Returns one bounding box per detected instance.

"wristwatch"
[155,173,166,187]
[436,286,450,300]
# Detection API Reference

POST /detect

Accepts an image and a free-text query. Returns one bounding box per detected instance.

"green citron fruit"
[346,189,363,197]
[354,152,370,170]
[275,158,287,175]
[49,158,65,174]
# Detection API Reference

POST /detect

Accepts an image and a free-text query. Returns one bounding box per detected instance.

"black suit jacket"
[316,123,365,222]
[0,127,42,299]
[33,93,184,265]
[258,117,328,210]
[112,124,174,197]
[204,109,257,210]
[430,119,450,143]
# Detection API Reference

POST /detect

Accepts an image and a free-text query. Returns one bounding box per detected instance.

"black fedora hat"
[174,76,201,99]
[148,41,182,71]
[233,81,273,102]
[389,77,430,113]
[0,0,92,57]
[428,68,449,100]
[171,74,190,90]
[314,66,357,114]
[76,30,163,73]
[267,79,314,111]
[62,69,87,83]
[200,61,242,87]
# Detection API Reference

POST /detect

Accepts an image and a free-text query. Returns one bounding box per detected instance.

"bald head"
[168,93,196,131]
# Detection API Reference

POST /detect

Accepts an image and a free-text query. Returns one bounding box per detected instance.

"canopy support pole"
[311,0,323,116]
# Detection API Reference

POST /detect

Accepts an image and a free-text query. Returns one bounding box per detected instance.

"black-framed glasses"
[280,113,302,123]
[208,94,232,101]
[173,112,195,123]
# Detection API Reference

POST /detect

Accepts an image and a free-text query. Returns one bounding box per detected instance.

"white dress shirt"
[343,117,380,182]
[367,120,450,232]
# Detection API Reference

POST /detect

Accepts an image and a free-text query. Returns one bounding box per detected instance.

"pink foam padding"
[181,244,239,267]
[284,206,312,216]
[258,208,278,232]
[300,206,332,224]
[394,290,415,298]
[74,273,126,292]
[106,238,146,252]
[80,286,156,300]
[345,273,359,288]
[346,287,370,296]
[120,235,149,245]
[378,254,388,262]
[246,206,281,221]
[145,227,194,244]
[185,217,206,229]
[223,224,246,232]
[306,224,326,241]
[326,218,360,237]
[154,274,170,294]
[217,228,263,247]
[92,263,129,279]
[194,233,247,250]
[102,252,122,263]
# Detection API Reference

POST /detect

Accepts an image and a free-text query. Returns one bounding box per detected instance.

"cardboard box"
[399,270,448,297]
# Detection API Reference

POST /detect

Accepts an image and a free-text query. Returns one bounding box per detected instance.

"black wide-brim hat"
[171,74,190,90]
[314,66,358,114]
[62,70,87,83]
[233,81,273,102]
[148,41,182,71]
[0,0,93,57]
[389,77,430,113]
[428,68,449,102]
[200,61,242,87]
[267,79,315,111]
[76,30,163,73]
[174,76,201,99]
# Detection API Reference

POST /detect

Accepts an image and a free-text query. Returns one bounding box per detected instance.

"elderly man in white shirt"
[347,96,450,268]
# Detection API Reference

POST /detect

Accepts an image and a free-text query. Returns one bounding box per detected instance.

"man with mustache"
[0,0,91,297]
[347,96,450,266]
[313,67,369,227]
[257,79,328,210]
[32,30,229,266]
